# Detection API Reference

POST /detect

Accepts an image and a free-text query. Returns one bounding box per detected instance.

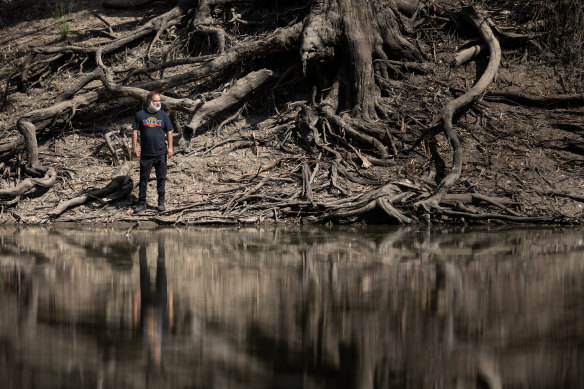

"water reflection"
[134,237,173,373]
[0,226,583,388]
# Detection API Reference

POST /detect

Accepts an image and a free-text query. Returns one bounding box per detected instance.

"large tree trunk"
[301,0,421,119]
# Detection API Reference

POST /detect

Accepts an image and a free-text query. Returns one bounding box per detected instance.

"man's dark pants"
[138,154,167,206]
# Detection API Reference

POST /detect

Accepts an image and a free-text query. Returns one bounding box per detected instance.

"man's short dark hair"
[147,92,160,103]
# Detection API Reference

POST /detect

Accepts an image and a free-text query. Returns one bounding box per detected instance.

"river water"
[0,225,582,388]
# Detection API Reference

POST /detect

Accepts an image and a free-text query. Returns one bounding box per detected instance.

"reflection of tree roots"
[5,227,584,387]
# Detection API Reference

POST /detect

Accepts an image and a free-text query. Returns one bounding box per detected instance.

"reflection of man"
[133,237,173,368]
[132,92,173,213]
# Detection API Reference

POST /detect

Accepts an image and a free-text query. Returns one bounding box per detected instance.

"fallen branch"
[48,162,134,218]
[186,69,278,137]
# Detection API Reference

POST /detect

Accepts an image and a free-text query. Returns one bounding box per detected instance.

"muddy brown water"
[0,225,583,388]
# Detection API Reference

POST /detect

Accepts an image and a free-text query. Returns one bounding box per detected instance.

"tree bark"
[186,69,277,138]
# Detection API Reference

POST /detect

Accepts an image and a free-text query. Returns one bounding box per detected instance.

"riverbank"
[1,1,584,225]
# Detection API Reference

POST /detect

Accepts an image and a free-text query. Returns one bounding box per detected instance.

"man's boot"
[134,203,147,213]
[157,197,165,212]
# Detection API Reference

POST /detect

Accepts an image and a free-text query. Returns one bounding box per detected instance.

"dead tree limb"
[21,91,101,123]
[31,6,184,57]
[60,69,102,101]
[48,162,134,218]
[186,69,278,137]
[119,54,218,82]
[91,11,117,38]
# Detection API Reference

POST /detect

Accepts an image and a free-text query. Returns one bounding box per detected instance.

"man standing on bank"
[132,92,173,213]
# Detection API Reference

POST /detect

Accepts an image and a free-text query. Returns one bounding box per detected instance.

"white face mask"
[149,101,161,113]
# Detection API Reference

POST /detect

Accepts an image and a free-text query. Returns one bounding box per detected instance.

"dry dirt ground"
[1,1,584,225]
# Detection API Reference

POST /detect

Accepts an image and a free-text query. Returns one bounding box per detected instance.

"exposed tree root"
[452,44,485,67]
[486,91,584,107]
[0,1,580,225]
[322,183,413,224]
[442,193,521,217]
[136,22,302,92]
[104,130,131,166]
[0,166,56,198]
[20,5,186,92]
[439,209,563,224]
[416,6,501,212]
[321,106,390,158]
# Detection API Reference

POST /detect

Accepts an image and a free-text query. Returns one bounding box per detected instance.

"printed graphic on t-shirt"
[143,117,163,127]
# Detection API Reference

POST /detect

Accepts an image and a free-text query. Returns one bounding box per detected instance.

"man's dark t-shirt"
[132,109,173,157]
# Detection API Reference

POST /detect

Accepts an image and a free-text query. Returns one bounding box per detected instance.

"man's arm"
[132,129,140,158]
[168,288,174,329]
[167,130,173,158]
[132,289,140,329]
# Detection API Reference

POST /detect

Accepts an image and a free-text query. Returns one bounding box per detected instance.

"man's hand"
[132,129,140,159]
[167,130,173,158]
